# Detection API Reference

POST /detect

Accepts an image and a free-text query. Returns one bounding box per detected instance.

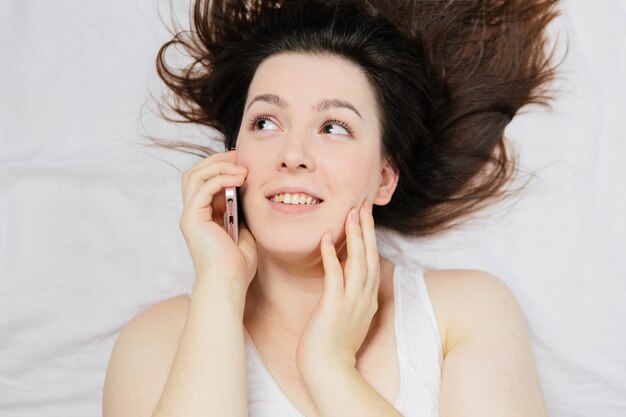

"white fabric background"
[1,0,624,416]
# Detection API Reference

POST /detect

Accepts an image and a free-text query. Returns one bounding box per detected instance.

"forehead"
[246,53,378,117]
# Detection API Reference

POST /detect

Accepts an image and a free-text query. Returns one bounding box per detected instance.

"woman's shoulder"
[421,268,521,358]
[118,294,190,341]
[110,294,190,359]
[103,294,190,416]
[420,268,547,414]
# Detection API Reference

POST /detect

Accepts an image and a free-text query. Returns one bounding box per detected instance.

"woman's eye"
[322,121,353,136]
[249,115,279,131]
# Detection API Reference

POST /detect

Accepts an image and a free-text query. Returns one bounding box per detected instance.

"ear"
[373,159,399,206]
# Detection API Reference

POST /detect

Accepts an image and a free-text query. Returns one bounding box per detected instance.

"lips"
[265,186,324,202]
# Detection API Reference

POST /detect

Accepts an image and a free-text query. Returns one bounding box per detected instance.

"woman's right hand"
[179,150,258,288]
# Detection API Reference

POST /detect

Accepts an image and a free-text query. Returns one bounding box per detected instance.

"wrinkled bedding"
[0,1,624,416]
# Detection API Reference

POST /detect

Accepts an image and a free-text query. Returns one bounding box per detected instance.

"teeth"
[270,192,320,205]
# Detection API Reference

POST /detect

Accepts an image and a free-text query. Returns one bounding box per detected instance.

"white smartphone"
[224,186,238,244]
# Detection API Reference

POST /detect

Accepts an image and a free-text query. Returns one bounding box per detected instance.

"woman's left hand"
[295,199,380,373]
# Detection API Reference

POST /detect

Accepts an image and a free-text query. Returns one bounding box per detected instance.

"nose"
[277,129,314,172]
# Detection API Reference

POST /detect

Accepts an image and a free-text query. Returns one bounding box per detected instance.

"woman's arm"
[103,150,256,417]
[295,204,404,417]
[300,363,404,417]
[102,276,249,417]
[435,270,549,417]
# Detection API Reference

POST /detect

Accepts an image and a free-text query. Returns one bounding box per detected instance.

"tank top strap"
[393,264,443,416]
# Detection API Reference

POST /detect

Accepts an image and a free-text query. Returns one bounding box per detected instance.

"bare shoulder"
[102,294,190,417]
[422,269,520,356]
[422,269,548,416]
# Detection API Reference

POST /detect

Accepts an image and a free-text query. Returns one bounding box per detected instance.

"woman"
[104,1,559,416]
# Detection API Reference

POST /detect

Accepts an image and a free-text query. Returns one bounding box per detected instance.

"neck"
[243,244,394,346]
[243,244,339,341]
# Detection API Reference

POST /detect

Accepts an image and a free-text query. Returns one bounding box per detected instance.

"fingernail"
[363,199,372,214]
[323,232,333,244]
[350,208,359,223]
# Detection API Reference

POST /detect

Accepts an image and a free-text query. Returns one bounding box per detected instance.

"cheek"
[324,151,381,192]
[233,149,258,205]
[234,143,260,181]
[234,136,271,173]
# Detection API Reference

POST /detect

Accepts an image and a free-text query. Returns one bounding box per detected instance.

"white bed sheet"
[1,1,624,416]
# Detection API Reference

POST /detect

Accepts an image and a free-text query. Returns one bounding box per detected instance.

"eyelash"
[247,113,273,131]
[327,119,354,136]
[247,113,355,136]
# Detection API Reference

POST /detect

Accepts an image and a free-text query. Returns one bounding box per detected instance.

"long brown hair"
[150,0,562,237]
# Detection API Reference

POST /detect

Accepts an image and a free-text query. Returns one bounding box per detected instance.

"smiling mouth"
[268,193,322,205]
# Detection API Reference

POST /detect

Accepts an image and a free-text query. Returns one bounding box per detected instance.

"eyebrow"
[246,93,363,120]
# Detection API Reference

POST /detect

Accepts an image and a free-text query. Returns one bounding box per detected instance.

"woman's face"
[235,52,398,259]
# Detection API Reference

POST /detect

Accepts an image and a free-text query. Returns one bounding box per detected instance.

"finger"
[184,171,246,220]
[182,160,247,207]
[182,150,237,186]
[237,222,258,277]
[320,232,344,298]
[344,208,367,298]
[182,157,245,206]
[360,199,380,294]
[181,150,239,200]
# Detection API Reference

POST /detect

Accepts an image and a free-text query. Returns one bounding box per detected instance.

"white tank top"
[243,264,443,416]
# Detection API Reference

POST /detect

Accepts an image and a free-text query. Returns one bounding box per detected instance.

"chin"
[257,232,321,254]
[243,204,347,259]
